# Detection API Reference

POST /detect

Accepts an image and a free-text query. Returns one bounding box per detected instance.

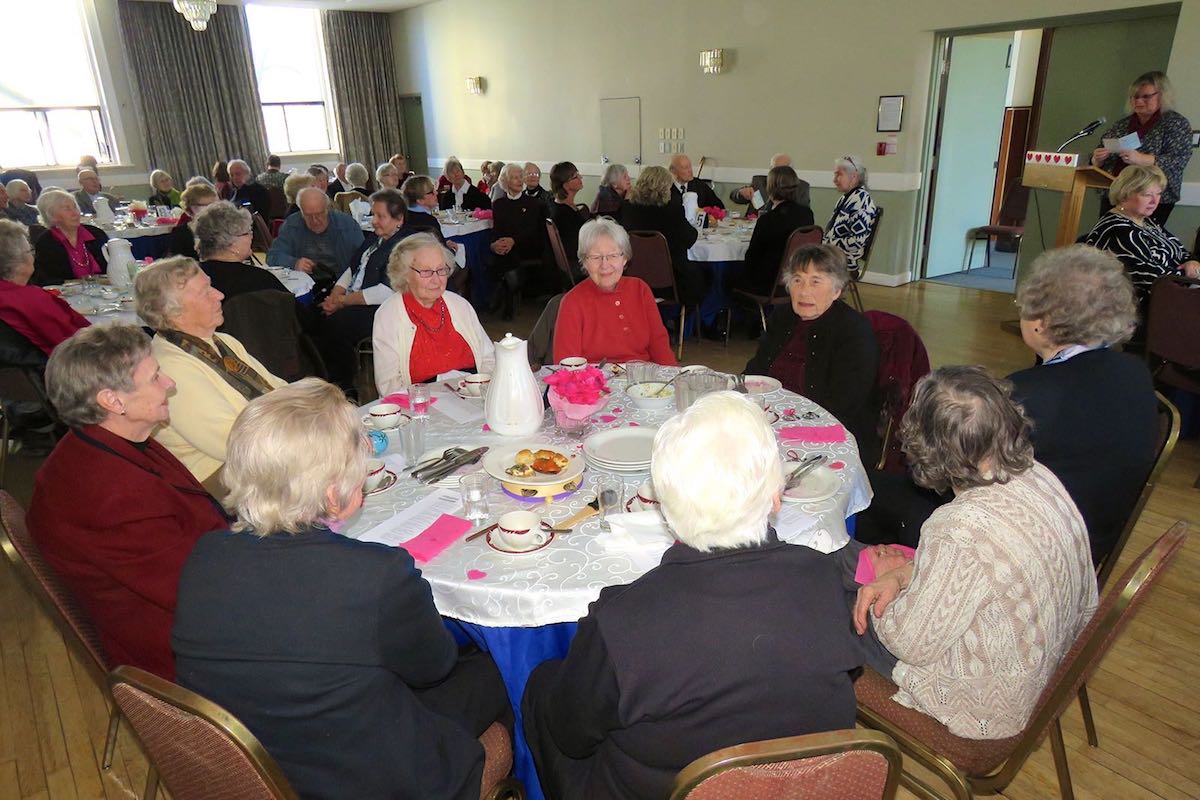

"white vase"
[484,333,544,437]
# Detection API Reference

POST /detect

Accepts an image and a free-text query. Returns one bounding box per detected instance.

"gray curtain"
[321,10,405,169]
[118,1,268,183]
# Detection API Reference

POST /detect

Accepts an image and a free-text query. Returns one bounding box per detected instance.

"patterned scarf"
[157,329,274,400]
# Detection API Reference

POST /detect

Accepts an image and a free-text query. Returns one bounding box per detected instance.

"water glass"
[459,473,490,521]
[409,383,431,418]
[625,361,656,385]
[597,477,624,531]
[399,417,427,466]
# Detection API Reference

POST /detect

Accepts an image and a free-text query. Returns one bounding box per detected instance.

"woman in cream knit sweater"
[854,366,1098,740]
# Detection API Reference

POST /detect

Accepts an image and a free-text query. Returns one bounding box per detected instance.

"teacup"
[558,356,588,371]
[635,480,659,509]
[364,459,388,492]
[462,373,491,397]
[495,510,550,551]
[367,402,405,430]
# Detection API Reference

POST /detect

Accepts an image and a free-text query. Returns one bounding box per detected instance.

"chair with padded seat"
[544,218,577,288]
[1145,275,1200,396]
[266,186,288,221]
[722,224,823,345]
[865,310,931,473]
[478,721,525,799]
[846,207,883,313]
[854,521,1188,800]
[669,729,902,800]
[965,184,1028,278]
[627,230,694,360]
[333,190,369,215]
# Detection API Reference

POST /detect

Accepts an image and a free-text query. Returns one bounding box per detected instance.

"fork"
[733,374,749,394]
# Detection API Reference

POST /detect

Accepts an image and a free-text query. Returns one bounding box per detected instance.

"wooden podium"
[1022,152,1115,247]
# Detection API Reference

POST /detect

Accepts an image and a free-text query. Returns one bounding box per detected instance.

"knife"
[411,446,469,479]
[422,447,488,484]
[784,455,827,490]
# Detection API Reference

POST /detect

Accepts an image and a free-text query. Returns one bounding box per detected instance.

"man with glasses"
[267,187,364,290]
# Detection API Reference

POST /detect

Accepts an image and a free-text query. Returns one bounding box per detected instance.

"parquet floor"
[0,279,1196,799]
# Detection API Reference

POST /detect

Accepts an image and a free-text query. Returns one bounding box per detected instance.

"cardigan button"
[614,300,621,307]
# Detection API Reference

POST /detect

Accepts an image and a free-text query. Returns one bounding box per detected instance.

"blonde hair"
[629,165,672,206]
[225,378,366,535]
[1108,164,1167,207]
[386,232,453,292]
[134,256,201,330]
[1127,70,1174,112]
[149,169,172,192]
[283,172,316,205]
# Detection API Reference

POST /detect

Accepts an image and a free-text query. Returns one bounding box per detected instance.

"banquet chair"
[669,729,902,800]
[1145,275,1200,396]
[865,311,931,473]
[266,186,288,221]
[333,190,369,214]
[250,211,274,257]
[356,337,378,404]
[855,521,1189,800]
[220,290,325,382]
[528,293,564,368]
[108,666,300,800]
[965,184,1028,278]
[627,230,693,359]
[0,491,125,773]
[0,404,7,489]
[847,207,884,313]
[722,225,823,345]
[544,218,577,287]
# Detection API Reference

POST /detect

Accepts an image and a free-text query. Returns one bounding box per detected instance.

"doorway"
[399,95,428,177]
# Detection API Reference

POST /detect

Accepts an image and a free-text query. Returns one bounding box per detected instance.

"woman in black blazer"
[619,165,703,305]
[31,189,108,285]
[737,166,815,295]
[172,379,509,800]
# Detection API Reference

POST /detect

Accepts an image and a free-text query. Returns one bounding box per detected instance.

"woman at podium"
[1090,71,1192,224]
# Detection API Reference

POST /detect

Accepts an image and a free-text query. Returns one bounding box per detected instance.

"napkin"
[402,513,472,563]
[778,424,846,444]
[854,544,916,584]
[381,392,439,410]
[599,511,675,554]
[472,209,494,220]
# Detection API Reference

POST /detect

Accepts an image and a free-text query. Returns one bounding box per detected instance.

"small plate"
[364,469,399,496]
[486,529,555,554]
[361,412,410,430]
[744,375,783,394]
[782,464,840,504]
[454,380,487,400]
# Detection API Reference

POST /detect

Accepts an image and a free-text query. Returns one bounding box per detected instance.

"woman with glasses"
[548,160,590,281]
[192,201,289,301]
[372,233,495,394]
[553,218,676,365]
[823,155,878,271]
[1091,71,1192,224]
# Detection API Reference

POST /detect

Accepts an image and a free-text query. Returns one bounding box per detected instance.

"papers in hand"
[1103,132,1141,153]
[750,189,766,210]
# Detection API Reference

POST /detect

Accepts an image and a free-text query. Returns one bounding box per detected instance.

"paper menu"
[751,189,766,210]
[352,488,462,546]
[1102,132,1141,153]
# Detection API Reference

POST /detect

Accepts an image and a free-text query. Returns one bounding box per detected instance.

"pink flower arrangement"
[544,366,609,407]
[702,206,727,221]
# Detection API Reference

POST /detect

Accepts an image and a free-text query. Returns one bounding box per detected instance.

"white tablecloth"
[688,220,755,262]
[341,367,871,627]
[106,223,173,240]
[358,215,493,238]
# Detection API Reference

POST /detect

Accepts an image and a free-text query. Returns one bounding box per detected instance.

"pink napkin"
[855,545,916,585]
[402,513,472,563]
[778,424,846,443]
[381,392,439,410]
[472,209,494,220]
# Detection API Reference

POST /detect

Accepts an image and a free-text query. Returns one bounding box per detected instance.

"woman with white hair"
[523,391,863,800]
[31,189,109,285]
[135,256,286,490]
[2,179,41,226]
[438,157,491,211]
[591,163,630,216]
[148,169,181,208]
[372,233,494,395]
[172,378,510,800]
[282,172,315,216]
[344,162,372,195]
[489,162,545,319]
[375,162,401,190]
[552,217,675,365]
[0,218,89,354]
[823,155,878,270]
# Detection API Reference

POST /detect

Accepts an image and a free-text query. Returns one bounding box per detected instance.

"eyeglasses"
[238,229,253,237]
[583,252,626,266]
[841,155,858,170]
[424,189,436,196]
[1132,91,1159,102]
[411,266,452,278]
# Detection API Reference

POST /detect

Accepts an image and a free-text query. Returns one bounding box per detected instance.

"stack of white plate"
[583,427,658,474]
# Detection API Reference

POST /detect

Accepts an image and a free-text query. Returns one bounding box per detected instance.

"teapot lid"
[497,331,524,348]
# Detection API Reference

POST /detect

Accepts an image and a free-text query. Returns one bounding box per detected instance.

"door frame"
[914,35,953,281]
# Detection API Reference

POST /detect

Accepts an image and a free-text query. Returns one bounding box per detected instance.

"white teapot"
[92,196,116,226]
[484,332,544,437]
[101,238,135,288]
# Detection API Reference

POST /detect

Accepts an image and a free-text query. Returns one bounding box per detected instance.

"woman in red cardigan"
[27,324,229,680]
[0,219,89,354]
[553,217,677,366]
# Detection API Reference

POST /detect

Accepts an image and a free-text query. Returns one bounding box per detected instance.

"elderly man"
[267,187,364,286]
[73,169,119,216]
[438,158,491,211]
[730,153,811,212]
[306,164,331,194]
[523,162,552,206]
[256,155,287,191]
[228,160,270,218]
[1,180,39,226]
[0,166,41,199]
[327,162,349,198]
[668,154,724,210]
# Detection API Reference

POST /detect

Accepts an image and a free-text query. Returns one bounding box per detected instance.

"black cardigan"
[746,300,881,467]
[620,201,699,274]
[738,200,815,294]
[32,224,109,286]
[438,183,492,211]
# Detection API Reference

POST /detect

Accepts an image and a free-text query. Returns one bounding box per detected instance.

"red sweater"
[553,277,677,365]
[0,280,90,354]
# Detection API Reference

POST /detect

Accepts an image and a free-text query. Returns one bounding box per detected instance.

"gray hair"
[782,243,850,292]
[228,159,250,174]
[149,169,172,191]
[5,179,30,199]
[36,189,79,227]
[193,201,251,260]
[45,325,152,427]
[652,391,784,552]
[600,163,628,188]
[283,173,316,204]
[900,365,1034,494]
[134,256,202,330]
[305,164,329,178]
[0,219,32,281]
[185,175,214,188]
[1016,245,1137,347]
[76,168,98,182]
[345,162,370,188]
[499,162,523,185]
[375,162,398,183]
[835,155,868,188]
[577,217,631,264]
[386,232,454,292]
[225,378,366,535]
[443,157,464,178]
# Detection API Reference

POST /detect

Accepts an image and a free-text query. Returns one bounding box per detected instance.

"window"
[0,0,116,167]
[245,5,339,154]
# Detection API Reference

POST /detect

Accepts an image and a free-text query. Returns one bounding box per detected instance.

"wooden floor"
[1,279,1197,799]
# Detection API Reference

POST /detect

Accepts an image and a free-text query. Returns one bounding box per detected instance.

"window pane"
[45,108,102,167]
[0,0,100,107]
[246,6,325,103]
[262,105,290,154]
[0,111,49,167]
[283,105,331,152]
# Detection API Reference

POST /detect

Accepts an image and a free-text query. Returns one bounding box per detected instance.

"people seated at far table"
[553,218,675,366]
[389,153,415,183]
[619,165,703,306]
[147,169,182,208]
[169,183,219,260]
[524,391,863,800]
[1,179,40,226]
[255,154,288,192]
[211,160,232,200]
[32,189,108,286]
[853,366,1098,739]
[736,165,816,295]
[193,201,290,301]
[267,187,365,286]
[72,168,119,216]
[745,243,880,467]
[402,175,467,295]
[372,233,495,395]
[342,162,373,198]
[591,163,631,217]
[668,153,724,210]
[548,161,590,279]
[729,153,812,212]
[439,157,492,211]
[135,257,286,493]
[490,162,548,319]
[227,159,270,219]
[28,324,230,680]
[0,219,89,354]
[172,379,510,800]
[823,155,878,271]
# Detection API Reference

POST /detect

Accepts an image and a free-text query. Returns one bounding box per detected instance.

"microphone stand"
[1056,130,1093,152]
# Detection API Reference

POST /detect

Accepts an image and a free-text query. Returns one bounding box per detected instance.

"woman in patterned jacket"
[823,155,878,271]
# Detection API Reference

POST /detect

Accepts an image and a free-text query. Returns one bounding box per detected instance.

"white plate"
[744,375,783,394]
[585,458,651,475]
[781,464,840,503]
[482,442,585,487]
[583,427,658,467]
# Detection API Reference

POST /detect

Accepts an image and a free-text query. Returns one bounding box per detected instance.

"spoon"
[651,372,685,397]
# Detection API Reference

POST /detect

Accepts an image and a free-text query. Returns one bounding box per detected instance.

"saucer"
[625,496,661,513]
[364,469,399,496]
[486,529,555,554]
[361,413,410,431]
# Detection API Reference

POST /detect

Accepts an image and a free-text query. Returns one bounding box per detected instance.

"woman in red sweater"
[0,219,89,354]
[553,218,676,365]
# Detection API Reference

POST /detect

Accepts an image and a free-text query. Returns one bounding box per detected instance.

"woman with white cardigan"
[372,233,495,396]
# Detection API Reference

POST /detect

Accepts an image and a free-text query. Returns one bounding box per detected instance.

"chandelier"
[173,0,217,32]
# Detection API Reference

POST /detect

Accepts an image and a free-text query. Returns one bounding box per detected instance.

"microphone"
[1076,116,1107,136]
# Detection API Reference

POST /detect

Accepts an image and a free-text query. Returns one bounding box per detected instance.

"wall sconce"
[466,77,483,95]
[699,49,725,75]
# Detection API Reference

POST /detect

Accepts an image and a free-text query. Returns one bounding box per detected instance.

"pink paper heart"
[481,424,491,432]
[598,414,617,423]
[467,569,487,580]
[829,461,846,470]
[628,421,640,426]
[611,407,623,413]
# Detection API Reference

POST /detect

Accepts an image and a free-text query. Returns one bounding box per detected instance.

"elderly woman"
[490,162,546,318]
[376,162,401,191]
[477,160,493,194]
[2,179,40,226]
[523,162,552,206]
[553,218,675,365]
[439,157,491,211]
[31,189,108,285]
[0,219,89,353]
[548,161,589,274]
[193,201,289,300]
[1092,72,1193,223]
[620,165,704,306]
[135,257,286,490]
[854,366,1098,740]
[27,325,229,679]
[212,160,232,200]
[389,153,415,181]
[823,156,879,270]
[746,243,880,465]
[1084,165,1199,325]
[524,391,863,800]
[148,169,182,208]
[485,160,506,200]
[737,165,816,295]
[592,163,630,217]
[344,162,372,196]
[169,183,218,260]
[282,172,315,217]
[372,233,494,394]
[172,379,509,800]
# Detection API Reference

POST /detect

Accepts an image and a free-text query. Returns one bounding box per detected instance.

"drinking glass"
[597,477,624,532]
[625,361,655,386]
[409,383,431,418]
[459,473,490,521]
[399,418,427,466]
[675,372,697,413]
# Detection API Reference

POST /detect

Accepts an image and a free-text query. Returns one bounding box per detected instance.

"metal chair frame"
[544,217,577,287]
[848,207,884,313]
[627,230,693,360]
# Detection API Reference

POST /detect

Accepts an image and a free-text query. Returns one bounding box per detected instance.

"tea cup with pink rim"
[364,458,388,492]
[366,402,406,430]
[494,510,550,551]
[462,373,492,397]
[558,356,588,371]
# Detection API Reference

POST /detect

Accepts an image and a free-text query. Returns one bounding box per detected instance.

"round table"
[107,222,174,260]
[688,219,756,327]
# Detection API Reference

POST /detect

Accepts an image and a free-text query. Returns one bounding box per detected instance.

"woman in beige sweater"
[854,366,1097,740]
